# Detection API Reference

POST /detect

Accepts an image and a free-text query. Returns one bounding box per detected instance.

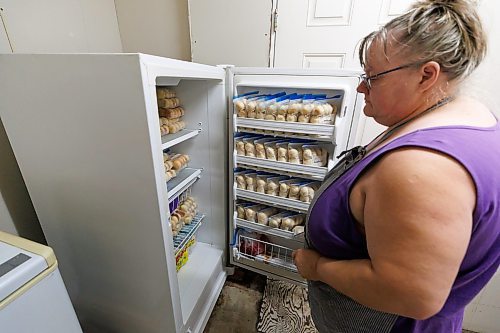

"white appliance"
[0,54,364,333]
[0,231,82,333]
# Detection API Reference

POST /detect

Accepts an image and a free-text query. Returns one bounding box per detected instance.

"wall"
[462,2,500,330]
[466,0,500,116]
[188,0,273,66]
[0,0,122,243]
[114,0,191,60]
[0,0,121,53]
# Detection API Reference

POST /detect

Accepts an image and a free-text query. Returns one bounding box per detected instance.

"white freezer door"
[225,67,364,284]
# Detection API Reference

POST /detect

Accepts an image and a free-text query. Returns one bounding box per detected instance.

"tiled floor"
[204,268,266,333]
[205,268,478,333]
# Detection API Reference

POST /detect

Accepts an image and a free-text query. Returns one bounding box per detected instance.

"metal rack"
[235,188,310,213]
[237,156,327,180]
[236,118,335,139]
[235,234,298,272]
[173,213,205,255]
[234,218,304,242]
[167,168,203,203]
[237,127,334,143]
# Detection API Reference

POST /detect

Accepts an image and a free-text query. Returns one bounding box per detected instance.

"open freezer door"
[225,67,364,285]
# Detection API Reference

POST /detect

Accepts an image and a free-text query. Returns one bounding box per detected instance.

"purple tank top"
[308,123,500,333]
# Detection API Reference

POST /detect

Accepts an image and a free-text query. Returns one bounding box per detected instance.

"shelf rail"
[235,234,298,272]
[161,129,200,150]
[167,168,203,203]
[234,218,304,241]
[173,213,205,256]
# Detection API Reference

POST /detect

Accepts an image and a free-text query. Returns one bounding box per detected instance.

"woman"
[292,0,500,332]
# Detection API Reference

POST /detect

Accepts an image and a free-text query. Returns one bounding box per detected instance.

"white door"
[272,0,414,145]
[272,0,413,70]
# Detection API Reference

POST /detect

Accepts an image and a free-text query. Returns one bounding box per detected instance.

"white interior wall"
[114,0,191,60]
[0,0,121,53]
[0,0,122,242]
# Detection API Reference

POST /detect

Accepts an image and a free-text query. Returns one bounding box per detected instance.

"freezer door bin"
[0,231,82,333]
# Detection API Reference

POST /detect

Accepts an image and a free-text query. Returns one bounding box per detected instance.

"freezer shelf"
[235,188,309,213]
[237,156,327,180]
[235,218,304,242]
[167,168,202,203]
[177,242,225,327]
[173,214,205,256]
[238,127,333,142]
[161,129,200,150]
[236,118,335,139]
[236,234,297,271]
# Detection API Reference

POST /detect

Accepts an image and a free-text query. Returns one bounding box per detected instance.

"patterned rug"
[257,278,318,333]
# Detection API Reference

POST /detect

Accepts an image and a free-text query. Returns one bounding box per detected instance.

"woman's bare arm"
[293,148,475,319]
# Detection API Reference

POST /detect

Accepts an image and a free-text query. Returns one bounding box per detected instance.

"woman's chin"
[363,105,373,117]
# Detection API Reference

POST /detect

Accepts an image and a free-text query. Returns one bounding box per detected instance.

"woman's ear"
[418,61,441,92]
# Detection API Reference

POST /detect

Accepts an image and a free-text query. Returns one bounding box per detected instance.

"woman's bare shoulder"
[365,147,476,207]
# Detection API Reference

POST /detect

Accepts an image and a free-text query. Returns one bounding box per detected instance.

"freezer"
[0,53,364,333]
[0,231,82,333]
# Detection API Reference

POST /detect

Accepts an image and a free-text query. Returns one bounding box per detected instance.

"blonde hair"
[359,0,487,82]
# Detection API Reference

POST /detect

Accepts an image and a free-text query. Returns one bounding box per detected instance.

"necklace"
[363,96,454,155]
[304,96,454,246]
[335,96,454,170]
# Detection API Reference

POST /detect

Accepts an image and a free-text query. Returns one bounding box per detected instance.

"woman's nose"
[357,81,368,94]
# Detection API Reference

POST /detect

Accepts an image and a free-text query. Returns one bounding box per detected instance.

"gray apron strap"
[304,145,366,249]
[308,280,398,333]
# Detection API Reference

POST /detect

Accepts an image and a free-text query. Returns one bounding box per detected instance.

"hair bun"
[359,0,486,82]
[414,0,478,10]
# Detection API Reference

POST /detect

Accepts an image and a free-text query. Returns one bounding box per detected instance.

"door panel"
[273,0,413,69]
[273,0,413,145]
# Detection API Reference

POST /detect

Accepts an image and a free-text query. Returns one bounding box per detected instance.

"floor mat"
[257,278,318,333]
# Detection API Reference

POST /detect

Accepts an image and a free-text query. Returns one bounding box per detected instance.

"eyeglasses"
[359,62,425,89]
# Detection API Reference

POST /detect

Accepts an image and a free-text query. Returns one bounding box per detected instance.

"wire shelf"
[235,188,310,213]
[236,156,327,180]
[173,214,205,255]
[234,218,305,241]
[167,168,202,203]
[235,234,297,272]
[236,118,335,138]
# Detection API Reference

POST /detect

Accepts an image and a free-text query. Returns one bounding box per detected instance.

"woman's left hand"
[292,248,322,281]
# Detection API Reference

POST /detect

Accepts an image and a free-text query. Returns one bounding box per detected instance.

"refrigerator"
[0,54,364,333]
